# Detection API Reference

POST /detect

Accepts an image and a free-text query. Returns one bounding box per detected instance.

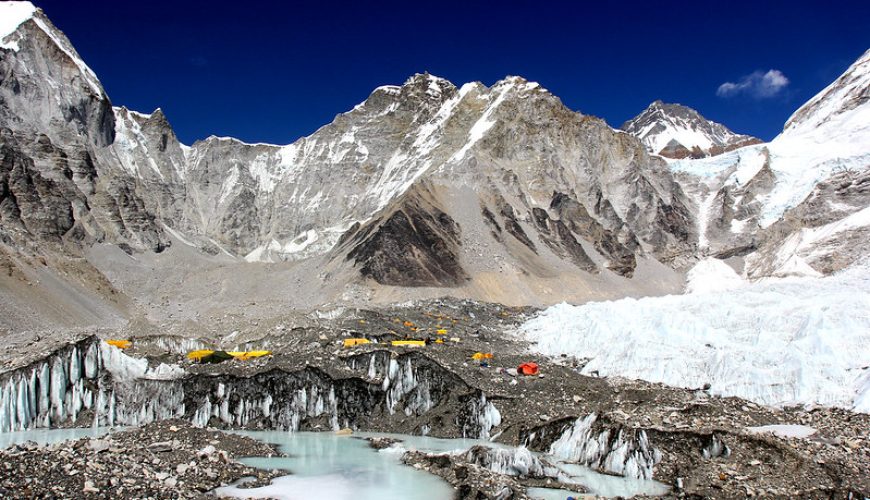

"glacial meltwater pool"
[214,431,669,500]
[0,426,121,448]
[214,431,458,500]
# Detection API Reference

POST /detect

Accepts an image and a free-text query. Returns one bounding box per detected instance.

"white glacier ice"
[460,393,501,440]
[684,257,745,294]
[519,261,870,412]
[467,445,546,476]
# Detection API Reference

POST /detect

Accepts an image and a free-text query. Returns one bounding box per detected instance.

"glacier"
[519,261,870,412]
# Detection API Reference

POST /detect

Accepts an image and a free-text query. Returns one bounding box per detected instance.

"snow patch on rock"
[747,424,817,439]
[0,1,36,49]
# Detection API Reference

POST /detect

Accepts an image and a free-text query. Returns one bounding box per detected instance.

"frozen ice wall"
[548,414,662,480]
[0,339,185,432]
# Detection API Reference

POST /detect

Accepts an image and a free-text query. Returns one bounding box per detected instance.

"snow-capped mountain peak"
[0,1,104,97]
[621,100,760,159]
[0,1,36,48]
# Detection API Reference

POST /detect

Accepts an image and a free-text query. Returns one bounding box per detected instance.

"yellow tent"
[187,349,214,361]
[227,350,272,360]
[391,340,425,347]
[106,340,132,349]
[343,338,371,348]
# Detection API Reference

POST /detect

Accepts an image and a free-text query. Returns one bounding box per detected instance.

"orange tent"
[518,362,539,376]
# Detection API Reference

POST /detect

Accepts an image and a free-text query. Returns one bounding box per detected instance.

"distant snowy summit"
[621,100,761,159]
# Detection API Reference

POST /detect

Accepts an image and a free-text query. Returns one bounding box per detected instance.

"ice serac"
[669,48,870,278]
[621,101,761,159]
[0,338,184,433]
[547,414,662,480]
[0,342,503,439]
[520,260,870,412]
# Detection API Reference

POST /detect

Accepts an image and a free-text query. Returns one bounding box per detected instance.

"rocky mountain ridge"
[0,2,868,333]
[0,5,691,274]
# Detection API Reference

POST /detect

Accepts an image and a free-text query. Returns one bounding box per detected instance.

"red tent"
[518,362,539,376]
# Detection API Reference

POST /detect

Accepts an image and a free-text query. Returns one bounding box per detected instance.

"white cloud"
[717,69,790,98]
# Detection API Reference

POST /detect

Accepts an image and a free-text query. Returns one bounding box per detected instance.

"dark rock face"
[530,207,597,273]
[481,205,503,242]
[496,196,536,252]
[0,138,75,243]
[550,192,636,276]
[0,129,165,253]
[654,197,693,246]
[345,188,468,287]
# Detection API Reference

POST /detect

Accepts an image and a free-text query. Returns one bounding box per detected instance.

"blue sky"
[33,0,869,145]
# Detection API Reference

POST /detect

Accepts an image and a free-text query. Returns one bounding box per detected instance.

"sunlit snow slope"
[519,261,870,412]
[671,48,870,227]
